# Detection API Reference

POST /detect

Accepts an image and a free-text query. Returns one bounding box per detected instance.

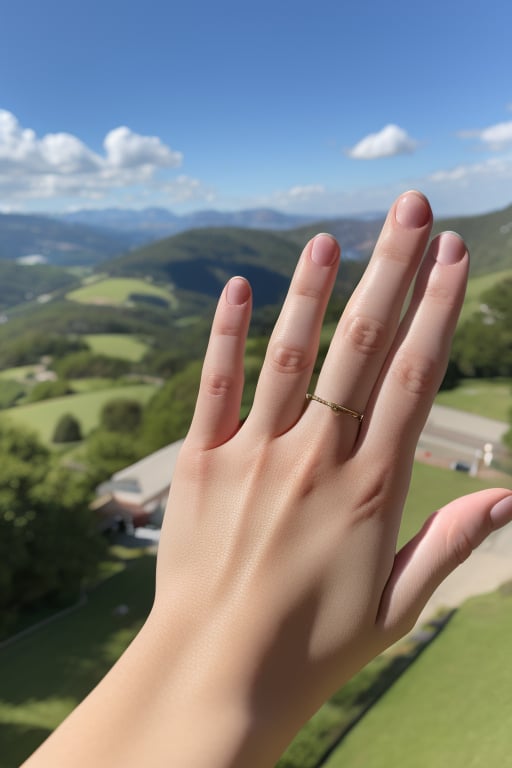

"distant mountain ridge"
[0,212,133,265]
[1,202,511,275]
[56,207,320,241]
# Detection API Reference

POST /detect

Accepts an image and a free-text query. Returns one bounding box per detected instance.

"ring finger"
[306,191,432,452]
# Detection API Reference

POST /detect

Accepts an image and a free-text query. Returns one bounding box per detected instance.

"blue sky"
[1,0,511,217]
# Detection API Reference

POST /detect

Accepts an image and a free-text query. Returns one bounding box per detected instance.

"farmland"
[3,383,158,444]
[66,277,178,309]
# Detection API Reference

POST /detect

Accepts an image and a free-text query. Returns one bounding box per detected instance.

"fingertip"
[226,276,251,306]
[490,494,512,528]
[394,190,432,229]
[431,232,468,266]
[310,234,340,267]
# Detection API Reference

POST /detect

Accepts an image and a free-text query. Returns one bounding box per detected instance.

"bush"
[0,379,26,409]
[0,422,103,636]
[85,430,144,482]
[27,378,74,403]
[55,351,131,380]
[100,398,143,433]
[52,413,83,443]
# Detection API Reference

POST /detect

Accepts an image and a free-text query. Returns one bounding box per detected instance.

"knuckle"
[423,275,456,306]
[345,314,387,356]
[216,321,240,338]
[393,353,437,395]
[447,525,474,566]
[204,372,234,398]
[293,280,323,301]
[377,234,412,264]
[268,342,310,375]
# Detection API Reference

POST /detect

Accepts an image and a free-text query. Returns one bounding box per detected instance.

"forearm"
[21,606,287,768]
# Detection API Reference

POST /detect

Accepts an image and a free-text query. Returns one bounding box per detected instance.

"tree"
[28,378,74,403]
[451,278,512,378]
[0,422,103,636]
[54,351,131,380]
[85,430,144,483]
[141,361,201,452]
[100,398,143,433]
[52,413,83,443]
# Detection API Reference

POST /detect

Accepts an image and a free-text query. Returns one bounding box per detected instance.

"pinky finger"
[187,276,252,450]
[377,489,512,638]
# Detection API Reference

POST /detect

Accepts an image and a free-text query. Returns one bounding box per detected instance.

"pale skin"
[23,191,512,767]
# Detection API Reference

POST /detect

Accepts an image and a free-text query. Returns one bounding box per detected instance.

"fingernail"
[395,191,431,229]
[311,234,339,266]
[226,277,250,305]
[433,232,467,265]
[490,495,512,528]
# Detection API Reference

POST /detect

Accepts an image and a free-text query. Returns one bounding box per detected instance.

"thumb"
[378,489,512,637]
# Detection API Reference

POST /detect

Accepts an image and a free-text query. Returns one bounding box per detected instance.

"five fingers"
[187,189,512,636]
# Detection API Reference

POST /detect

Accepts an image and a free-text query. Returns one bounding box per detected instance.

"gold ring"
[306,393,364,423]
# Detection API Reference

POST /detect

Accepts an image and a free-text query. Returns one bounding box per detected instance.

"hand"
[25,191,512,768]
[152,190,512,764]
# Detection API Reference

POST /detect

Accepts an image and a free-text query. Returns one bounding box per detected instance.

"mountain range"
[0,202,511,279]
[56,206,319,240]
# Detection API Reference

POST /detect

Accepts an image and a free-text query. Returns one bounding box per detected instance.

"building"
[92,438,185,532]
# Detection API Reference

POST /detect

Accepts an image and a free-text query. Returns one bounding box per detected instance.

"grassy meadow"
[83,334,149,362]
[0,462,507,767]
[324,587,512,768]
[0,365,42,382]
[3,383,158,443]
[0,552,156,767]
[66,277,178,309]
[435,378,512,423]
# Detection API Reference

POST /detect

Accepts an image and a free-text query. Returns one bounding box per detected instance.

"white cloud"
[347,124,418,160]
[160,175,215,204]
[104,126,182,168]
[458,120,512,152]
[427,155,512,185]
[0,109,188,205]
[286,184,326,200]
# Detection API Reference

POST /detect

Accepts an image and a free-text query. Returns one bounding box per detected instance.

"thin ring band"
[306,393,364,423]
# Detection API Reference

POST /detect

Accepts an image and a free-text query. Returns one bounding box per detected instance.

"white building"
[93,439,185,531]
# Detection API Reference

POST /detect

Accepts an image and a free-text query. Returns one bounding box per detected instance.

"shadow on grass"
[277,611,456,768]
[0,553,156,765]
[0,723,51,767]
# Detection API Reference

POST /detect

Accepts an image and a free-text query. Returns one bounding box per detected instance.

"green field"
[435,378,512,423]
[3,383,158,443]
[0,365,41,382]
[84,334,150,362]
[0,553,156,767]
[0,462,506,766]
[398,461,501,547]
[325,586,512,768]
[66,277,178,309]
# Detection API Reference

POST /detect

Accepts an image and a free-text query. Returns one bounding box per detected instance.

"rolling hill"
[0,200,510,378]
[103,227,301,309]
[0,213,134,265]
[432,202,512,276]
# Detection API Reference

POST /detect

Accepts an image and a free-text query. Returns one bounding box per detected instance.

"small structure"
[93,438,184,532]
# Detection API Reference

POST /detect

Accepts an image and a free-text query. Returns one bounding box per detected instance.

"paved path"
[418,404,509,463]
[415,403,512,625]
[417,521,512,625]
